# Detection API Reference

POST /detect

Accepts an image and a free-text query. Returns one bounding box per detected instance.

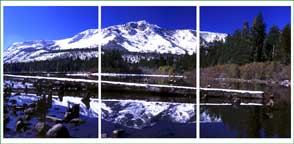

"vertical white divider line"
[196,3,200,139]
[98,4,102,140]
[291,4,293,141]
[0,3,4,142]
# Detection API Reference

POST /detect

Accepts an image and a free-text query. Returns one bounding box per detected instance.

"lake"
[200,82,291,138]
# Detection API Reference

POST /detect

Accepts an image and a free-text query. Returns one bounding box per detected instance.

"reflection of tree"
[201,102,290,138]
[262,101,291,138]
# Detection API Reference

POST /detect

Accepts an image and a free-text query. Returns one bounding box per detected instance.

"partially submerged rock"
[34,122,50,136]
[4,115,10,124]
[24,107,35,115]
[81,92,91,109]
[16,118,25,132]
[69,118,85,126]
[64,103,80,122]
[46,124,70,138]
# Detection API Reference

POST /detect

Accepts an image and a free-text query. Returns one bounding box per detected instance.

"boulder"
[24,107,35,115]
[4,115,10,124]
[46,124,70,138]
[69,118,85,126]
[34,122,50,136]
[24,114,31,120]
[16,119,25,132]
[64,104,80,122]
[10,99,17,105]
[81,93,91,109]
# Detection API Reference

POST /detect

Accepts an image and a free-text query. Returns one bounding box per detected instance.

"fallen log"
[200,88,264,99]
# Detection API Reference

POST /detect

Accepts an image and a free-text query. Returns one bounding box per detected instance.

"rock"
[5,127,11,132]
[16,119,25,132]
[70,104,80,118]
[63,112,73,122]
[24,114,31,120]
[112,129,125,138]
[11,106,17,116]
[15,92,21,95]
[15,106,25,111]
[22,103,28,108]
[4,107,8,114]
[231,97,241,107]
[46,124,70,138]
[24,107,35,115]
[69,118,85,126]
[266,99,274,108]
[64,104,80,122]
[10,99,17,105]
[28,103,36,108]
[81,93,91,109]
[280,80,290,87]
[4,115,10,124]
[34,122,50,136]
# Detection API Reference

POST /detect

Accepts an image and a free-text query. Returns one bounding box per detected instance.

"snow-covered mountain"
[101,20,197,55]
[4,29,99,63]
[200,31,227,45]
[4,20,226,63]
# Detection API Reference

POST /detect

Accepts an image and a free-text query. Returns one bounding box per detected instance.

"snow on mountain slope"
[200,31,227,43]
[4,29,99,63]
[102,99,196,129]
[55,29,99,50]
[4,20,226,63]
[101,20,197,55]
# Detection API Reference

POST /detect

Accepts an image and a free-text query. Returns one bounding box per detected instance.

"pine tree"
[280,24,291,64]
[239,21,252,64]
[251,12,266,62]
[264,25,280,61]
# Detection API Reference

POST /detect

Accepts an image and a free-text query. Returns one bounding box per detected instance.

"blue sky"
[201,6,291,34]
[102,6,196,30]
[4,6,98,49]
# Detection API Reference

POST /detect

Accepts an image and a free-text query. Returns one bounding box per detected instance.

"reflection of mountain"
[102,100,196,129]
[4,20,226,63]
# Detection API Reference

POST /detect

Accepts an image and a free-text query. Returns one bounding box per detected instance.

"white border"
[196,4,200,139]
[0,1,293,144]
[98,5,102,140]
[0,2,3,144]
[291,2,293,142]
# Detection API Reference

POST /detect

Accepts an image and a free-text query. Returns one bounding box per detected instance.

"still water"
[200,82,291,138]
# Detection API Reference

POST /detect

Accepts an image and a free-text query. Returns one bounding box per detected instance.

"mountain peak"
[4,20,228,63]
[125,20,160,30]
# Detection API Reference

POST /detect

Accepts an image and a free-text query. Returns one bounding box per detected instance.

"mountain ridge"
[4,20,227,63]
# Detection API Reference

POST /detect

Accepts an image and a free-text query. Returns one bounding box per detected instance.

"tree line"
[201,12,291,67]
[5,49,196,74]
[4,57,98,73]
[102,50,196,74]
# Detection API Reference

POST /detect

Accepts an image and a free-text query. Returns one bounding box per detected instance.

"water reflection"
[200,82,290,138]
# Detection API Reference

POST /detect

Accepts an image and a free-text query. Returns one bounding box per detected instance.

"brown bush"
[201,62,290,81]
